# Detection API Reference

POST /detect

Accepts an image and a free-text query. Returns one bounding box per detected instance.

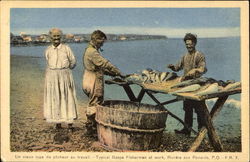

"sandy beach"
[10,55,241,152]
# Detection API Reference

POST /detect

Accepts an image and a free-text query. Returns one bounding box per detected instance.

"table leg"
[136,88,145,102]
[198,98,226,152]
[122,84,137,102]
[158,98,181,106]
[188,96,228,152]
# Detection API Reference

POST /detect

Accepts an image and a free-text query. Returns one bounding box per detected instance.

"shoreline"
[10,38,168,47]
[9,55,241,152]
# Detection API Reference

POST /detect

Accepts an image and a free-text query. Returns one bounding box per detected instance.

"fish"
[154,73,161,83]
[222,82,241,91]
[160,72,168,81]
[141,69,154,83]
[169,84,201,94]
[164,72,178,81]
[170,77,215,89]
[141,69,163,83]
[217,80,235,87]
[124,74,144,83]
[195,83,219,96]
[126,69,178,84]
[142,69,151,76]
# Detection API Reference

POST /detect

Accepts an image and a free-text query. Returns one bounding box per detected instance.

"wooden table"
[105,78,241,152]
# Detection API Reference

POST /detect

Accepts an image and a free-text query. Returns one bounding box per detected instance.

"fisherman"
[167,33,207,136]
[43,28,78,132]
[82,30,123,136]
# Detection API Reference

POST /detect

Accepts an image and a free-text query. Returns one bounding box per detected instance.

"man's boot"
[68,123,74,133]
[85,115,97,137]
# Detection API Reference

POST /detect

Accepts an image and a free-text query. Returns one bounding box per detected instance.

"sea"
[10,37,241,138]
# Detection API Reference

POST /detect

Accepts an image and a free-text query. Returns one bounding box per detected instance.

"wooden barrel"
[95,100,168,151]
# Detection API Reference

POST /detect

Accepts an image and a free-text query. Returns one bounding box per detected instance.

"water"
[11,38,241,137]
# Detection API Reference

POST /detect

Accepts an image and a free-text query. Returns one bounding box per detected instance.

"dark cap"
[91,30,107,40]
[183,33,197,44]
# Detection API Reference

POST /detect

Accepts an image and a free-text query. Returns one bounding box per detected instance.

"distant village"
[10,32,167,46]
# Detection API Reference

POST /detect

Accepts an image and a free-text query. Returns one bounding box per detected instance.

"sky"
[10,8,240,38]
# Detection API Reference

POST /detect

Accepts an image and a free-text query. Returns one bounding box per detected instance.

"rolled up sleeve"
[91,51,121,76]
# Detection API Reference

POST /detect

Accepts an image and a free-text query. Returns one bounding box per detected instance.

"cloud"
[11,26,240,38]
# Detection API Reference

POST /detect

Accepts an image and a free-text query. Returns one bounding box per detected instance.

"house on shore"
[20,33,32,43]
[119,36,127,41]
[11,36,24,44]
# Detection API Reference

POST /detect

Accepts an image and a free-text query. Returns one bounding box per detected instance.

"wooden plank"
[145,91,162,105]
[159,98,181,106]
[198,102,224,151]
[122,84,137,102]
[136,89,146,102]
[105,79,129,86]
[209,96,229,118]
[188,96,228,152]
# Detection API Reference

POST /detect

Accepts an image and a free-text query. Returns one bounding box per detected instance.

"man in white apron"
[82,30,122,136]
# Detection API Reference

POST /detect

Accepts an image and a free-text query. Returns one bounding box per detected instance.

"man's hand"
[181,69,199,81]
[186,70,195,77]
[180,75,190,81]
[188,69,201,78]
[167,64,175,71]
[180,76,186,82]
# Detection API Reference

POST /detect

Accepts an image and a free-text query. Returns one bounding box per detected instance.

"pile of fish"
[124,68,178,84]
[114,68,241,97]
[169,77,241,96]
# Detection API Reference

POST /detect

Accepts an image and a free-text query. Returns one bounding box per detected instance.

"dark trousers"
[183,99,206,130]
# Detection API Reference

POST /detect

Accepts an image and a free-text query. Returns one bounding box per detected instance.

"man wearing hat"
[82,30,123,136]
[168,33,207,136]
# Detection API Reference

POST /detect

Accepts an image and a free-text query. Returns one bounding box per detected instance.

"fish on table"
[142,69,168,83]
[124,73,145,83]
[162,72,178,82]
[170,77,216,89]
[125,69,178,84]
[195,83,220,96]
[160,72,168,82]
[222,82,241,91]
[169,84,201,95]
